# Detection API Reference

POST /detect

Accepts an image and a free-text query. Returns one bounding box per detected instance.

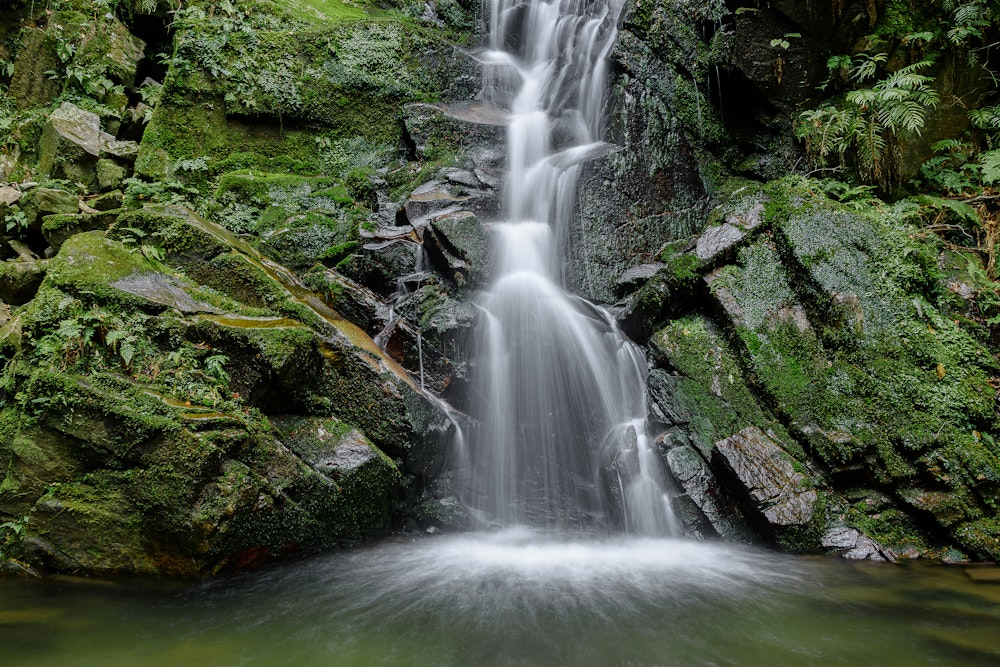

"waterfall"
[459,0,677,535]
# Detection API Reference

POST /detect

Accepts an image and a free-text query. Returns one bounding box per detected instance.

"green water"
[2,532,999,666]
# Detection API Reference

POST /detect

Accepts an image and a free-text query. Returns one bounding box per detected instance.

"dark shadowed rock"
[665,444,753,541]
[0,260,49,305]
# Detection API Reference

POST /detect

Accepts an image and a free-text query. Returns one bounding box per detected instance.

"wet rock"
[615,262,664,294]
[38,102,101,185]
[473,167,501,189]
[402,102,507,170]
[440,167,483,189]
[715,426,817,527]
[696,224,745,264]
[425,211,490,287]
[600,425,642,525]
[646,369,692,427]
[110,272,220,314]
[822,526,893,562]
[566,26,712,303]
[665,444,753,541]
[272,416,401,509]
[403,179,498,231]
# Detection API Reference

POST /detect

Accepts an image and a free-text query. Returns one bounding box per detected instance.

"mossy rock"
[9,28,61,110]
[648,315,797,457]
[41,210,119,250]
[187,251,287,309]
[111,207,229,265]
[39,230,156,306]
[0,260,49,305]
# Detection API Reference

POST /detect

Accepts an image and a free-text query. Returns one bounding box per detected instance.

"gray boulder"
[38,102,101,185]
[715,426,818,527]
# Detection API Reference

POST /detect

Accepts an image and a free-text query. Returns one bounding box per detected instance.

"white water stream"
[458,0,677,533]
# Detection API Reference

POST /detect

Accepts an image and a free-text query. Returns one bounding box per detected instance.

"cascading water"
[459,0,677,534]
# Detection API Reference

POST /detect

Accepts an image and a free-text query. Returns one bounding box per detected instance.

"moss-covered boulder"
[0,203,452,576]
[638,176,1000,560]
[38,102,102,185]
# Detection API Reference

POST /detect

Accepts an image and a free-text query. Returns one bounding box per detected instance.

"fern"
[798,55,939,189]
[910,194,980,224]
[969,106,1000,130]
[981,150,1000,184]
[849,52,887,83]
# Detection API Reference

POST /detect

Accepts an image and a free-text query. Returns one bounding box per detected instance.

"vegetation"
[2,0,1000,574]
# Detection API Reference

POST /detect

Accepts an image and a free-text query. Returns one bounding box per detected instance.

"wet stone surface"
[715,427,817,527]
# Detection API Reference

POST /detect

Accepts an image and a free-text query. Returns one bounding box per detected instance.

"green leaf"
[980,150,1000,184]
[120,340,135,367]
[911,194,980,223]
[56,319,83,340]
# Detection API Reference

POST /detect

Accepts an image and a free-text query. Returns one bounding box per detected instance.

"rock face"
[715,427,817,527]
[636,178,1000,560]
[0,1,479,577]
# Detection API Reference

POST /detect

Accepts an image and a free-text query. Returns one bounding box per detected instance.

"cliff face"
[601,0,1000,561]
[1,0,999,575]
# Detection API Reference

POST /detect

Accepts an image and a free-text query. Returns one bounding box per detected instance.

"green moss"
[41,231,154,302]
[846,503,932,554]
[188,251,287,309]
[954,516,1000,561]
[650,315,800,457]
[111,208,228,262]
[666,252,699,288]
[215,171,338,203]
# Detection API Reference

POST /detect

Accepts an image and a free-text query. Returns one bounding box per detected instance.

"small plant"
[796,53,939,190]
[4,208,27,233]
[174,156,210,173]
[770,33,800,84]
[203,354,230,384]
[0,514,30,558]
[105,328,138,368]
[769,33,800,51]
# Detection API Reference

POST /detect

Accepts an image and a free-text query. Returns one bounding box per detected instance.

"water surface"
[4,531,999,666]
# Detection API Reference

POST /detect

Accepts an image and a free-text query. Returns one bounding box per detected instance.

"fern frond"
[849,53,887,83]
[911,194,980,223]
[981,149,1000,184]
[931,138,968,152]
[969,105,1000,130]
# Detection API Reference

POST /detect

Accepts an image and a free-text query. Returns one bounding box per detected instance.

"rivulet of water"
[458,0,676,533]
